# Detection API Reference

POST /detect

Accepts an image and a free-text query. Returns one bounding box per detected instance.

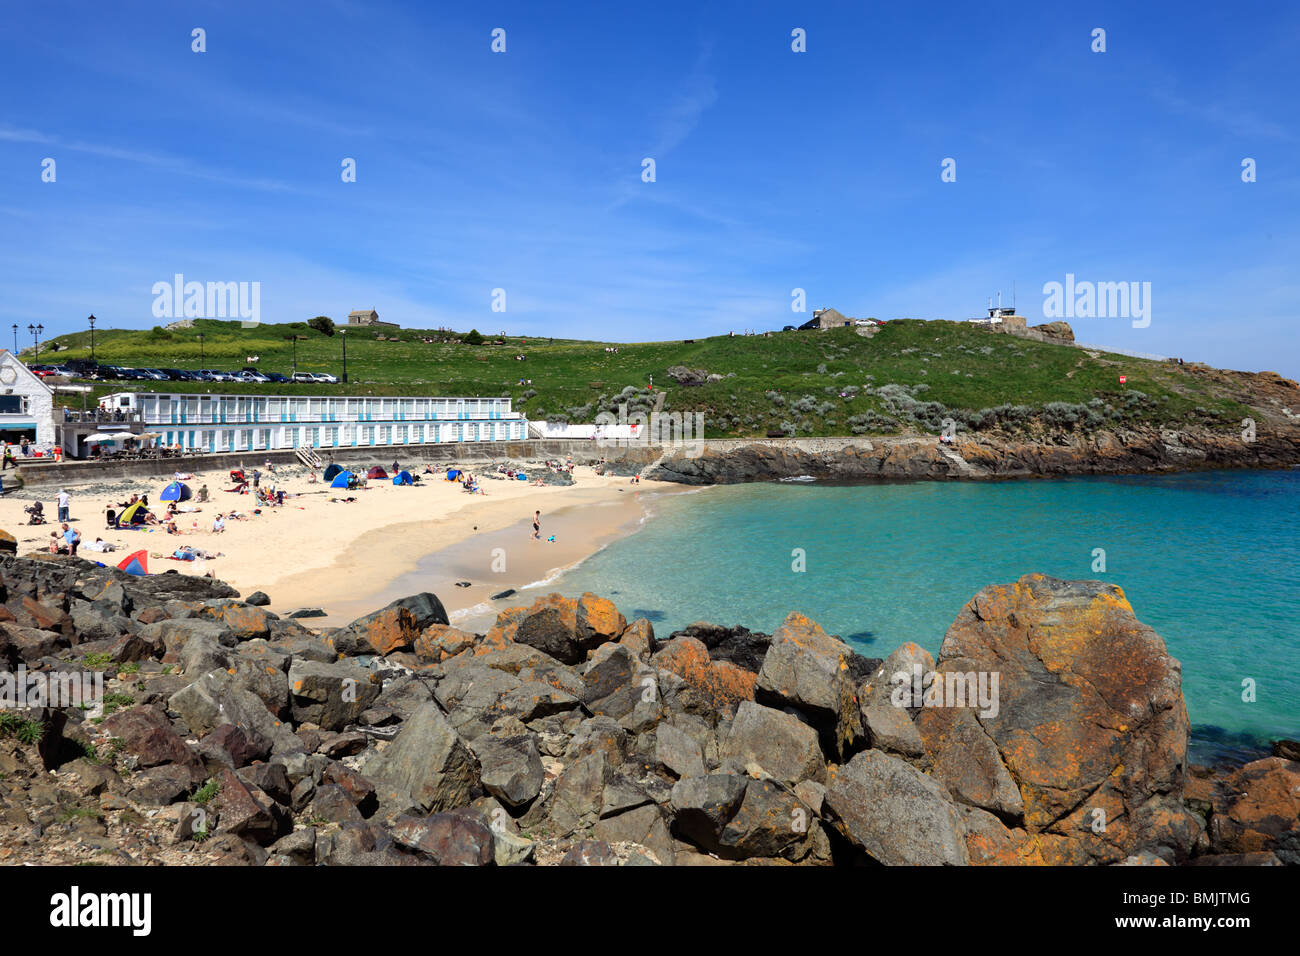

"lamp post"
[87,314,96,364]
[290,335,302,375]
[198,332,205,366]
[27,324,43,362]
[341,328,348,383]
[10,324,16,355]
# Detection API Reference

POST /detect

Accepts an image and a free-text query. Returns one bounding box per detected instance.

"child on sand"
[532,510,541,540]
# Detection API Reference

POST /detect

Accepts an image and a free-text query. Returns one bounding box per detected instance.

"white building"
[0,351,55,446]
[98,392,527,454]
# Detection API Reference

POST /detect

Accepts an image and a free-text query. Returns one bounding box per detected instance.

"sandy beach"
[0,461,678,625]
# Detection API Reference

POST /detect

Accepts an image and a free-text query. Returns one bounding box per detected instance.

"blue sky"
[2,1,1297,374]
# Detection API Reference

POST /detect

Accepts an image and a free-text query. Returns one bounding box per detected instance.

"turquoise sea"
[545,469,1300,763]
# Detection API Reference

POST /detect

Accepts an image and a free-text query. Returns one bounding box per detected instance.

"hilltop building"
[0,351,55,446]
[347,309,399,329]
[94,391,524,457]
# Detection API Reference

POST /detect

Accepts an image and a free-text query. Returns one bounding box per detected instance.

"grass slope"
[33,319,1252,439]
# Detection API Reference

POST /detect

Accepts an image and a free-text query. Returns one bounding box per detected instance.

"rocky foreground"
[0,555,1295,866]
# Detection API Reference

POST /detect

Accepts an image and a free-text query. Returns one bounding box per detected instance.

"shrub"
[463,329,485,346]
[308,316,335,336]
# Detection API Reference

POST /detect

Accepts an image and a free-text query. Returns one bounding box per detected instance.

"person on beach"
[212,513,226,534]
[532,510,541,540]
[252,468,260,489]
[2,445,13,469]
[62,523,80,556]
[197,484,209,502]
[57,488,70,523]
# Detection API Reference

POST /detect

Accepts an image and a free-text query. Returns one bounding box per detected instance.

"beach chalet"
[96,392,526,455]
[0,350,56,446]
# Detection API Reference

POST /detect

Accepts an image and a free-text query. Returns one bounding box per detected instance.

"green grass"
[0,713,44,744]
[191,777,219,805]
[35,317,1257,438]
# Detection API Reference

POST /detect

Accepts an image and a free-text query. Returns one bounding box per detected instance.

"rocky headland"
[0,555,1295,866]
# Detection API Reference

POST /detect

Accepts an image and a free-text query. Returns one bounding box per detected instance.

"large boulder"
[755,612,875,758]
[509,593,626,665]
[720,701,825,786]
[470,734,544,809]
[334,593,449,656]
[364,702,481,813]
[933,574,1195,862]
[825,749,969,865]
[1206,757,1300,857]
[287,659,381,731]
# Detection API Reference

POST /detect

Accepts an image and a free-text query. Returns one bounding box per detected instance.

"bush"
[463,329,485,346]
[308,316,335,336]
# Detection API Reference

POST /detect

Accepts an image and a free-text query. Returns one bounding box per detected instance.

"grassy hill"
[31,318,1259,439]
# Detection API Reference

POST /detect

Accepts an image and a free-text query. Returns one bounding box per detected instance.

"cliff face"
[644,425,1300,484]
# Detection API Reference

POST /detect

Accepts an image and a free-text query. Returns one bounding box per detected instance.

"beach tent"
[366,466,389,480]
[392,470,413,486]
[323,463,343,482]
[330,470,354,489]
[446,468,460,481]
[117,550,148,576]
[516,472,528,481]
[118,500,149,526]
[159,481,192,502]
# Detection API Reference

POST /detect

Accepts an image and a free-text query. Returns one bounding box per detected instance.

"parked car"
[239,368,270,382]
[141,368,169,381]
[263,372,290,383]
[290,372,316,383]
[28,365,57,377]
[313,373,339,384]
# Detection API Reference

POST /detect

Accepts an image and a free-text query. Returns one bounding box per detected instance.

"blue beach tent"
[330,470,353,489]
[393,470,413,486]
[323,463,343,482]
[159,481,192,502]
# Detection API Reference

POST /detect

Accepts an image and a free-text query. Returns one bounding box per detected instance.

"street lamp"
[87,314,96,364]
[198,332,205,366]
[10,324,16,355]
[290,335,302,375]
[27,324,43,362]
[341,328,348,383]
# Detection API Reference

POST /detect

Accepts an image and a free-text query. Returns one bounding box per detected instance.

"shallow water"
[543,469,1300,763]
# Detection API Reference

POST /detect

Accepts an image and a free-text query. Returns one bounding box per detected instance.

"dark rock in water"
[288,607,327,619]
[245,591,271,606]
[455,581,471,588]
[1272,739,1300,762]
[670,622,771,674]
[490,589,516,600]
